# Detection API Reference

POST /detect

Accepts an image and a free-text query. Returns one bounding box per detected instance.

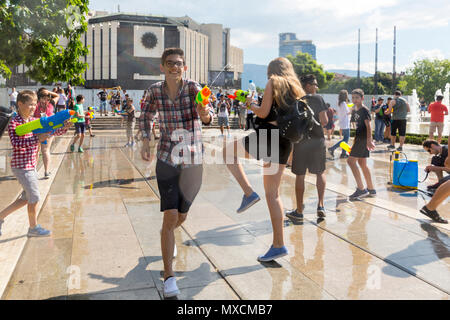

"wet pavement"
[1,130,449,300]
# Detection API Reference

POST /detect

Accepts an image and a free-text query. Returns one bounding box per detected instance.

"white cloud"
[410,49,445,62]
[230,29,277,49]
[324,61,408,73]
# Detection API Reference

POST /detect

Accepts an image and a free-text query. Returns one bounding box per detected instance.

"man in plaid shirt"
[0,90,71,238]
[139,48,213,298]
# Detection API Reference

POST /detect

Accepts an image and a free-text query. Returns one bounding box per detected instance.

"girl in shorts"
[222,57,305,262]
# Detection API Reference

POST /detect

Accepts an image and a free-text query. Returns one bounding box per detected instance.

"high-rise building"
[279,33,316,60]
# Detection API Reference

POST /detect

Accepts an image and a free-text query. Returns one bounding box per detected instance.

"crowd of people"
[0,47,448,299]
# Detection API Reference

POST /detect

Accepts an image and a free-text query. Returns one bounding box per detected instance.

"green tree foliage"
[0,0,89,85]
[404,58,450,103]
[286,52,334,88]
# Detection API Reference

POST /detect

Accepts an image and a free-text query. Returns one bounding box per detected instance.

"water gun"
[195,86,211,106]
[347,103,354,108]
[86,107,95,119]
[15,109,77,144]
[114,109,128,117]
[234,90,251,103]
[340,141,352,153]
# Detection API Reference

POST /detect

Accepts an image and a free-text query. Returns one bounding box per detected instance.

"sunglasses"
[165,60,184,68]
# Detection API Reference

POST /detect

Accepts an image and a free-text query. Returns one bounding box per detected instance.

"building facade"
[279,33,316,60]
[7,12,242,90]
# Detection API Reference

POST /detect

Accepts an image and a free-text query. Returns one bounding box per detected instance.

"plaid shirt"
[139,79,213,168]
[8,114,67,170]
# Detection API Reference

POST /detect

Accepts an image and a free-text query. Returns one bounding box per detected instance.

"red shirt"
[428,102,448,123]
[34,102,54,118]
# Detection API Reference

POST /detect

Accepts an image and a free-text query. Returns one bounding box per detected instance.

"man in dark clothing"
[286,74,328,220]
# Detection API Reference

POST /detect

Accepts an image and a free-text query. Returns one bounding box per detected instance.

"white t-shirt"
[10,91,18,102]
[218,102,229,117]
[57,93,67,105]
[336,101,350,130]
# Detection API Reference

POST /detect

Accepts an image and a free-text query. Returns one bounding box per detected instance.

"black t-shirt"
[355,106,371,138]
[303,94,328,139]
[98,91,107,101]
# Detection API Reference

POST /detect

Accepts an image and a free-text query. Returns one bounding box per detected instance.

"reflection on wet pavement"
[2,131,449,300]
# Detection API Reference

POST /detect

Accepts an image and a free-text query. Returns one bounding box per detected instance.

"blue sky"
[89,0,450,73]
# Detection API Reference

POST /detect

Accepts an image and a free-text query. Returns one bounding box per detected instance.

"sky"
[89,0,450,73]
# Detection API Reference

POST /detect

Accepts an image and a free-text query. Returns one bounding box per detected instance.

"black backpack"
[0,106,14,139]
[277,99,319,143]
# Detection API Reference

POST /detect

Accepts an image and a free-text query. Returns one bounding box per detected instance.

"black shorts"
[156,160,203,214]
[243,123,292,164]
[75,122,85,134]
[391,119,407,136]
[292,138,326,175]
[431,155,446,167]
[350,137,369,158]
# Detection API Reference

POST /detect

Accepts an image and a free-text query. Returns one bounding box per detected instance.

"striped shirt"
[139,79,213,168]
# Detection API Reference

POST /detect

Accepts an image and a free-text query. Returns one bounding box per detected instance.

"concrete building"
[279,33,316,60]
[7,12,243,90]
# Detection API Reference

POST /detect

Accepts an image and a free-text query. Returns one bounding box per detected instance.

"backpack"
[0,106,14,139]
[276,99,319,143]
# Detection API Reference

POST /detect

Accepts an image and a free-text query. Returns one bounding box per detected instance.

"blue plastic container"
[393,159,418,189]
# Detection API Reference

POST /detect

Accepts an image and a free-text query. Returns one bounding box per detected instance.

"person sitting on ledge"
[422,139,449,190]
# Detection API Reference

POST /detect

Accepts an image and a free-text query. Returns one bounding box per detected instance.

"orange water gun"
[195,86,211,106]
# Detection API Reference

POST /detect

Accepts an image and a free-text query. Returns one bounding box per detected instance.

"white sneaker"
[163,276,180,298]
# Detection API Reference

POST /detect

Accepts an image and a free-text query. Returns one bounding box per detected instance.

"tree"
[286,52,334,89]
[0,0,89,85]
[404,58,450,103]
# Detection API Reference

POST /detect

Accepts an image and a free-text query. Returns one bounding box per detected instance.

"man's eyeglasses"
[165,60,184,68]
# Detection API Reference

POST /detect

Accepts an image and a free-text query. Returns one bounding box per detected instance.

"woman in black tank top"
[222,57,305,262]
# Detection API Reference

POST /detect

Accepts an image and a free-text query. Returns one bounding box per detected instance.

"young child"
[123,98,136,146]
[0,90,71,237]
[84,107,95,138]
[347,89,376,200]
[70,95,86,153]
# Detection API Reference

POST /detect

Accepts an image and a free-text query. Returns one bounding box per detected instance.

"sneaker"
[237,192,260,213]
[257,245,288,262]
[90,134,95,138]
[396,146,403,151]
[70,144,75,152]
[0,219,4,236]
[420,206,448,224]
[78,146,84,153]
[328,147,335,158]
[317,206,326,218]
[163,276,180,298]
[44,172,51,179]
[285,208,304,221]
[387,145,395,150]
[340,153,349,159]
[349,188,369,200]
[367,189,377,197]
[27,225,51,237]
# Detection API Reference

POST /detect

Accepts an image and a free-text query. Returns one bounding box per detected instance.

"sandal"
[420,206,448,224]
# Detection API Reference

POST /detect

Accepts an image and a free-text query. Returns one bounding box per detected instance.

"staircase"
[77,113,241,130]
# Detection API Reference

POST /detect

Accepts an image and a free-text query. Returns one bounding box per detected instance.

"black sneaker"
[349,188,369,200]
[285,209,304,221]
[340,153,349,159]
[387,145,395,149]
[367,189,376,197]
[327,148,335,158]
[420,206,448,224]
[396,146,403,151]
[317,206,326,218]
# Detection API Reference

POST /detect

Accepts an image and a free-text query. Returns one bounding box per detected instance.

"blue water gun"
[15,109,77,143]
